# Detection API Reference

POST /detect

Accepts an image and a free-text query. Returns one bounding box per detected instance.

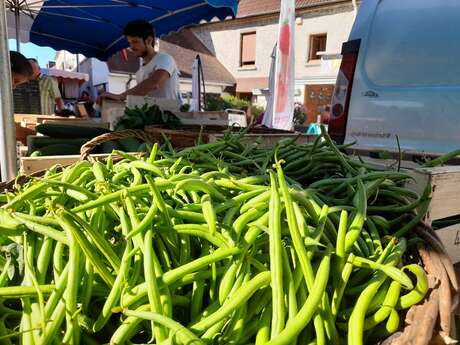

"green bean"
[162,225,228,248]
[191,271,271,334]
[237,190,271,214]
[282,246,297,322]
[57,212,114,287]
[2,181,47,209]
[255,305,272,345]
[130,166,143,186]
[394,198,430,237]
[110,304,150,345]
[129,160,165,178]
[146,175,171,222]
[218,262,239,304]
[234,208,264,237]
[190,279,206,321]
[201,194,216,235]
[93,244,134,332]
[64,217,81,345]
[0,259,11,288]
[265,250,331,345]
[397,264,428,309]
[123,247,240,306]
[125,196,158,239]
[363,281,401,330]
[81,261,94,315]
[65,211,121,272]
[36,237,53,284]
[12,212,59,227]
[347,240,405,345]
[123,309,205,345]
[175,179,226,201]
[366,218,382,254]
[351,256,413,290]
[361,229,375,257]
[71,181,172,213]
[12,214,68,245]
[268,170,285,337]
[39,300,66,345]
[331,253,355,320]
[143,228,167,342]
[276,163,316,297]
[0,285,55,298]
[336,210,348,272]
[423,148,460,167]
[344,178,366,253]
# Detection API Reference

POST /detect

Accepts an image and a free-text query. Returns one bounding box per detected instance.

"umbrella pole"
[14,8,20,52]
[0,0,18,181]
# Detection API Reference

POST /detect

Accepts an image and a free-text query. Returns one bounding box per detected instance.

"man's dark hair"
[10,51,33,76]
[123,20,155,40]
[28,58,38,64]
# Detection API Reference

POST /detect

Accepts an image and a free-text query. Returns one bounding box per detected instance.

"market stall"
[0,0,239,181]
[0,1,459,345]
[44,68,89,115]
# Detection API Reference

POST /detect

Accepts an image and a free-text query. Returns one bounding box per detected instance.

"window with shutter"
[240,32,256,66]
[309,34,327,61]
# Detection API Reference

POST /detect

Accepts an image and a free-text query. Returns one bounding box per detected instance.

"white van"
[329,0,460,156]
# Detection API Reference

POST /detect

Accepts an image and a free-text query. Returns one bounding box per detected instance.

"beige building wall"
[55,51,86,71]
[193,4,356,106]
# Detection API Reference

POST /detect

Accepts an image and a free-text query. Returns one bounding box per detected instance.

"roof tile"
[160,30,235,85]
[237,0,342,18]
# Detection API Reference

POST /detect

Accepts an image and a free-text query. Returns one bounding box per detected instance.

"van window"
[364,0,460,87]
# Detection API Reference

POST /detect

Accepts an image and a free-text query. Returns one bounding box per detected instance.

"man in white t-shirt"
[101,20,181,104]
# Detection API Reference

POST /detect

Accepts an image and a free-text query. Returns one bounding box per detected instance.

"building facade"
[192,0,358,124]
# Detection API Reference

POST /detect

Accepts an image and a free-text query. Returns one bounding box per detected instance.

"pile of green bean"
[0,131,430,345]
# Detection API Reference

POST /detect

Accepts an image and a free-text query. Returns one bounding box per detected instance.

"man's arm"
[124,69,170,97]
[50,78,65,111]
[55,97,65,112]
[101,69,170,101]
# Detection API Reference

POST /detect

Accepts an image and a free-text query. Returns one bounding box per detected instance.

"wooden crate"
[40,119,110,129]
[15,114,109,131]
[360,157,460,263]
[207,132,313,148]
[21,155,85,174]
[405,166,460,264]
[20,152,141,175]
[176,112,229,126]
[144,125,315,148]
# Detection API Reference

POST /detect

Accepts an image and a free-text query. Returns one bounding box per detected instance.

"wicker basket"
[378,225,459,345]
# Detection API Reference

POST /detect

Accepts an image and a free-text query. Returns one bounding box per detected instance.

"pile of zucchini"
[29,124,110,157]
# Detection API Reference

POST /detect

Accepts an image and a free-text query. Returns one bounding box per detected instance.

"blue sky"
[8,39,57,67]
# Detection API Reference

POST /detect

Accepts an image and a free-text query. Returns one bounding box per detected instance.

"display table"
[14,114,109,130]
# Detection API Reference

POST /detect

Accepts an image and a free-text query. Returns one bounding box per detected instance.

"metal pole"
[0,0,18,181]
[14,7,19,51]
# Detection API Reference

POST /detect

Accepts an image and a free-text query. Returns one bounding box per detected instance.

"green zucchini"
[28,137,89,150]
[36,123,111,139]
[30,144,81,157]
